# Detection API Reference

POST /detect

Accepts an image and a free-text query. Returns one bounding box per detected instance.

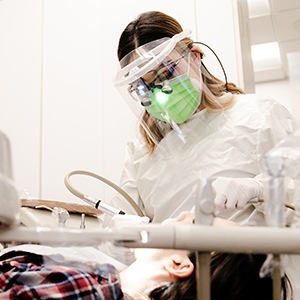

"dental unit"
[1,128,300,300]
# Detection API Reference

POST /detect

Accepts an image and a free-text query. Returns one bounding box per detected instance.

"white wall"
[0,0,239,204]
[255,51,300,125]
[0,0,42,198]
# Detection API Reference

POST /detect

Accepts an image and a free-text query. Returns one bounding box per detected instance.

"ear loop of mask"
[191,42,229,92]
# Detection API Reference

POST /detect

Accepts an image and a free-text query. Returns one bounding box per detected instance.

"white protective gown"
[108,94,296,225]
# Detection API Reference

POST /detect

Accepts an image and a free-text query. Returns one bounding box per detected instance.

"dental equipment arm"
[1,223,300,253]
[64,170,144,217]
[261,132,300,300]
[264,149,287,227]
[264,129,300,226]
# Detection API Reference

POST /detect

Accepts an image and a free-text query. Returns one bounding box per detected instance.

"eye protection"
[127,49,190,107]
[114,29,192,86]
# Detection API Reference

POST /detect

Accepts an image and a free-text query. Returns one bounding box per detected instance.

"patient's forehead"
[134,246,190,262]
[161,211,194,224]
[213,218,239,227]
[162,211,238,226]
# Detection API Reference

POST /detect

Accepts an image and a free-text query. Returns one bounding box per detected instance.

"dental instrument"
[64,170,144,217]
[80,213,86,229]
[82,194,126,216]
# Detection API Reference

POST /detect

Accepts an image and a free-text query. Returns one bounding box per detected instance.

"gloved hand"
[212,177,264,210]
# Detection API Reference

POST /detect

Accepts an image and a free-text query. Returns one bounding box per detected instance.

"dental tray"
[20,199,103,228]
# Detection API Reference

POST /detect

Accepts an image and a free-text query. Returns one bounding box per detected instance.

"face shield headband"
[114,29,192,86]
[113,30,225,153]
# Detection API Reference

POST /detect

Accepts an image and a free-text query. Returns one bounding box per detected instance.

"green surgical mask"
[145,75,200,124]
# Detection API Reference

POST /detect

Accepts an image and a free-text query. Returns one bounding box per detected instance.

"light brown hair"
[117,11,244,153]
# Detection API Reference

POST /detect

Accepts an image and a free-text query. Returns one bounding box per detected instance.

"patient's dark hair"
[149,252,291,300]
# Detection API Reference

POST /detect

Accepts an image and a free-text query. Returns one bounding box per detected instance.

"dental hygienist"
[109,11,296,225]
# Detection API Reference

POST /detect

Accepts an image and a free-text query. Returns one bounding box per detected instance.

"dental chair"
[0,130,20,227]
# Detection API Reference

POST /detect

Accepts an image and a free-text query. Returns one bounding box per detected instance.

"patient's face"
[169,211,238,227]
[161,211,195,225]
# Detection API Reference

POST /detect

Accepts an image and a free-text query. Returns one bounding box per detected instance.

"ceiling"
[247,0,300,82]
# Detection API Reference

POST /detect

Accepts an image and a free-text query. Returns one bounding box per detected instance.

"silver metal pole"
[196,252,211,300]
[272,254,282,300]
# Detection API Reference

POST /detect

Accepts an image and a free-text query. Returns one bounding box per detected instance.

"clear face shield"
[113,30,222,153]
